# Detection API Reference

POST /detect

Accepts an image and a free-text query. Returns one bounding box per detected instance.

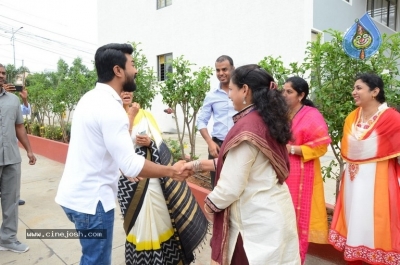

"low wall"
[20,135,69,164]
[21,135,211,215]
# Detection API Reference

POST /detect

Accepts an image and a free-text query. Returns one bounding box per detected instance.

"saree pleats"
[117,110,208,265]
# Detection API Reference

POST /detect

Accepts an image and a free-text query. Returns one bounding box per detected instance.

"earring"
[372,95,375,99]
[243,97,246,105]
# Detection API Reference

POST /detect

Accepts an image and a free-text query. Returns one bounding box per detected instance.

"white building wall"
[97,0,313,133]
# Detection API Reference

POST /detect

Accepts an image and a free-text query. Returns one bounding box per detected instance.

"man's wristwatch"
[290,145,295,155]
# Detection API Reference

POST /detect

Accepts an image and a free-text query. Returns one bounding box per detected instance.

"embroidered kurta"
[208,141,300,264]
[205,106,300,265]
[329,103,400,265]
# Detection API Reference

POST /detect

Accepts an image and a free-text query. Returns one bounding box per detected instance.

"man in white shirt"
[55,43,190,265]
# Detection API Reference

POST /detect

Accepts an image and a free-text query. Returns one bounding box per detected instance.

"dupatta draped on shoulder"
[341,107,400,163]
[210,108,290,264]
[290,106,331,148]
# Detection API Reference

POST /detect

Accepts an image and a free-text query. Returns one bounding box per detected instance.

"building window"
[311,29,323,42]
[367,0,397,30]
[157,0,172,9]
[158,53,173,81]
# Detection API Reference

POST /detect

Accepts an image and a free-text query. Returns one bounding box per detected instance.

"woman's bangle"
[204,204,214,214]
[290,145,295,155]
[192,160,202,173]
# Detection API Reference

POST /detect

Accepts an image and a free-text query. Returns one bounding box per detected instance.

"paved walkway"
[0,133,342,264]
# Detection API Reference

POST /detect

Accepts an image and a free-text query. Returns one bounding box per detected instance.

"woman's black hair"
[355,73,385,103]
[231,64,291,144]
[285,76,316,107]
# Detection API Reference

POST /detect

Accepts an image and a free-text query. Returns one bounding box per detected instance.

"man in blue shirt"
[197,55,236,188]
[19,88,31,116]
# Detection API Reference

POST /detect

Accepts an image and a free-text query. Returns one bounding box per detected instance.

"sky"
[0,0,98,73]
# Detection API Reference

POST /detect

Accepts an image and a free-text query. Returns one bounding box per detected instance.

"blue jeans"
[62,202,114,265]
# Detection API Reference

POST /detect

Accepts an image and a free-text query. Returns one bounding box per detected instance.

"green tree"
[258,30,400,200]
[305,30,400,198]
[159,56,213,160]
[25,72,56,126]
[259,56,306,86]
[4,64,30,84]
[185,66,213,159]
[128,42,158,110]
[52,58,96,142]
[26,58,96,142]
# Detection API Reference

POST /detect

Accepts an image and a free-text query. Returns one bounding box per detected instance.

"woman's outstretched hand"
[170,160,193,181]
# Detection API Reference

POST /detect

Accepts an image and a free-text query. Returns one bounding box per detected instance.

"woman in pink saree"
[282,76,331,264]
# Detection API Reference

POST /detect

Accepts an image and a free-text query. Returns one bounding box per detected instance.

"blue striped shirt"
[197,87,236,141]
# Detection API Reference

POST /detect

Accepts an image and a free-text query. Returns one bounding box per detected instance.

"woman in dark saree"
[117,91,208,265]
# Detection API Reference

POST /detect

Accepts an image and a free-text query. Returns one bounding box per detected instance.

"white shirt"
[55,83,145,214]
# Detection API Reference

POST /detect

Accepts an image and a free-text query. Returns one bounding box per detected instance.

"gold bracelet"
[204,204,214,214]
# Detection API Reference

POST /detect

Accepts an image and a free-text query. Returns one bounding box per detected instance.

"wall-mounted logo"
[343,13,381,60]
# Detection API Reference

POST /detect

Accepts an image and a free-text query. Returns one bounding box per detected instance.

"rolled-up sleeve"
[21,104,31,115]
[197,94,212,130]
[206,141,258,211]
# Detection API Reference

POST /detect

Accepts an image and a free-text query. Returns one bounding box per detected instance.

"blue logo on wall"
[343,13,382,60]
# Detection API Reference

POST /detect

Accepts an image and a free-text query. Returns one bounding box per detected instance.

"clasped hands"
[169,160,195,182]
[124,160,195,183]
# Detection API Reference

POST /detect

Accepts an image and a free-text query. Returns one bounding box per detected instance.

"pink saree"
[286,106,331,264]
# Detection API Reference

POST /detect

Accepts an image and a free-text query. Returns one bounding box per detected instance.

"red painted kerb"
[20,135,211,213]
[20,135,69,164]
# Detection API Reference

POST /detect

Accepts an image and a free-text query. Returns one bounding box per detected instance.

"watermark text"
[26,229,106,239]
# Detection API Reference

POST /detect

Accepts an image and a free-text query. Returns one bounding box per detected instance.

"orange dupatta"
[341,107,400,163]
[330,107,400,258]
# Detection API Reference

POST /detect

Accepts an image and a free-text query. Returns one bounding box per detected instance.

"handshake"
[169,160,199,182]
[170,159,214,182]
[124,160,205,183]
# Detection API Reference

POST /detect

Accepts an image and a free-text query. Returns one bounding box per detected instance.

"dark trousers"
[0,163,21,244]
[209,137,223,189]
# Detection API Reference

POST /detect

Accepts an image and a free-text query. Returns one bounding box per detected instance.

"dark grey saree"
[117,140,208,265]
